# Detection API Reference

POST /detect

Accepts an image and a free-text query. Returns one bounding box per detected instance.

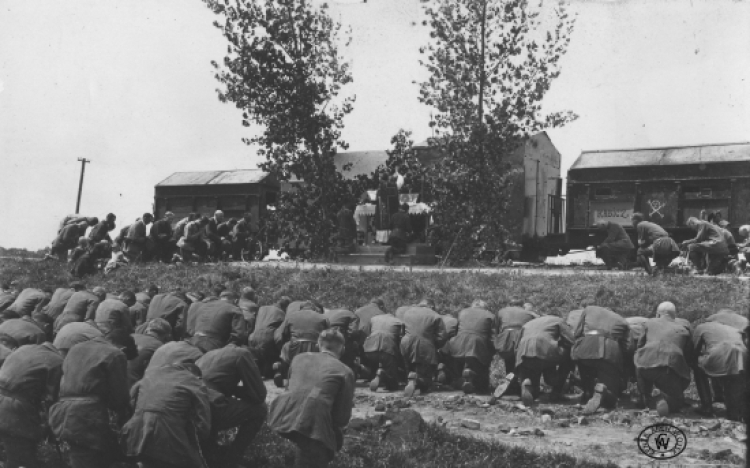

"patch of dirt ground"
[265,381,747,467]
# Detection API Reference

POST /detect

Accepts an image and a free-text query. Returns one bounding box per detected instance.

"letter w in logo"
[655,434,670,450]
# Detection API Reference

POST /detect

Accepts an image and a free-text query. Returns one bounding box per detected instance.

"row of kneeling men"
[0,281,356,468]
[0,279,747,467]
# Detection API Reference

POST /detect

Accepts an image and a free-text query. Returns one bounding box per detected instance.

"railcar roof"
[156,169,271,186]
[571,142,750,170]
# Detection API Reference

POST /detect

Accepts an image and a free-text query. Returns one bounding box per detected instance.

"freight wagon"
[557,142,750,253]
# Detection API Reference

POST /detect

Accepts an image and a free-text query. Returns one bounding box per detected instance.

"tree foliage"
[204,0,357,257]
[419,0,577,263]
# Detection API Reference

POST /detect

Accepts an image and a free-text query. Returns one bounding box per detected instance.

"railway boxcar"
[153,169,279,225]
[563,142,750,252]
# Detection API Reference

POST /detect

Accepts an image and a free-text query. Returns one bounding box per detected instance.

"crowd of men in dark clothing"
[594,211,750,276]
[45,211,261,276]
[0,277,746,467]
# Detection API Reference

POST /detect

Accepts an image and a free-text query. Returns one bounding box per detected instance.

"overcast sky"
[1,0,749,250]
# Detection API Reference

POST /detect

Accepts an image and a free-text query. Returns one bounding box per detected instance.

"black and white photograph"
[0,0,748,466]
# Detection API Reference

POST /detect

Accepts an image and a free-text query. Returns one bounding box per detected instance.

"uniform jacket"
[571,306,630,366]
[121,365,211,468]
[363,314,404,356]
[128,333,165,388]
[169,217,188,241]
[147,341,204,371]
[88,220,112,244]
[0,317,46,346]
[515,315,574,367]
[149,219,172,241]
[268,351,355,454]
[190,300,248,352]
[275,309,329,346]
[55,291,100,333]
[634,317,692,380]
[126,220,148,243]
[147,293,188,335]
[52,322,103,353]
[601,222,635,250]
[196,344,266,405]
[49,337,130,451]
[705,310,748,331]
[94,298,134,335]
[185,301,206,338]
[0,343,63,440]
[626,316,649,354]
[692,322,747,377]
[324,309,360,339]
[400,306,446,365]
[354,302,385,336]
[7,288,47,316]
[444,307,496,365]
[249,304,286,348]
[495,307,536,355]
[43,288,75,321]
[636,221,668,246]
[441,315,459,340]
[686,220,729,253]
[55,224,84,249]
[287,301,313,314]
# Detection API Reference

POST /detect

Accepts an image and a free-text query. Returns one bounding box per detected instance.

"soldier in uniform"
[440,300,496,394]
[594,220,634,270]
[682,217,730,276]
[197,344,267,468]
[494,298,537,393]
[53,322,103,358]
[188,291,248,353]
[631,212,680,275]
[43,282,85,322]
[0,342,64,468]
[571,305,630,414]
[268,330,355,468]
[147,340,205,371]
[324,308,361,374]
[516,312,575,406]
[248,297,290,378]
[6,288,51,318]
[364,309,405,392]
[273,301,330,387]
[705,308,749,331]
[633,302,693,416]
[146,290,190,341]
[692,320,747,420]
[237,287,259,334]
[121,362,211,468]
[399,298,446,396]
[93,290,136,335]
[54,287,105,334]
[49,330,136,468]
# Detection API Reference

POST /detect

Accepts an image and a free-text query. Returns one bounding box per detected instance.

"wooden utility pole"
[75,158,91,214]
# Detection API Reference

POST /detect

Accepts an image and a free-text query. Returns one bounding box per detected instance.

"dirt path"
[264,381,746,467]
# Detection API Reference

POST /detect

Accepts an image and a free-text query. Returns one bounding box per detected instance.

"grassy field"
[2,259,747,322]
[243,423,620,468]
